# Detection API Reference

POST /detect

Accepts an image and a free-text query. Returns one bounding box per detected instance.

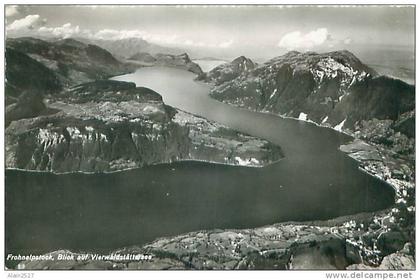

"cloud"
[218,39,234,48]
[93,29,148,40]
[5,5,19,17]
[6,15,43,32]
[90,28,234,49]
[278,28,330,50]
[343,37,352,45]
[38,23,83,39]
[6,18,234,50]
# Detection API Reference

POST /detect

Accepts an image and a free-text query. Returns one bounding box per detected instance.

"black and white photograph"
[2,2,417,277]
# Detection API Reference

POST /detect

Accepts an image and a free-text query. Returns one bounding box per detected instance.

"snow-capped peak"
[311,56,369,86]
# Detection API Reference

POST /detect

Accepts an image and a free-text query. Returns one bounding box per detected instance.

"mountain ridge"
[128,51,203,75]
[76,37,186,59]
[204,50,414,135]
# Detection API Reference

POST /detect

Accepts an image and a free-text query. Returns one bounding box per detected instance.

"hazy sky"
[5,5,415,59]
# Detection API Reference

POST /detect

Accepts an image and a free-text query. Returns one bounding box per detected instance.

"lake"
[5,67,395,257]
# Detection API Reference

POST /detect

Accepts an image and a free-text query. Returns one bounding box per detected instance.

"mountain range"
[199,50,414,146]
[5,37,282,173]
[76,37,185,59]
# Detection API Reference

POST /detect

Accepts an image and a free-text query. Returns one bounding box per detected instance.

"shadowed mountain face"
[6,37,135,87]
[5,48,62,103]
[329,76,414,130]
[5,48,62,126]
[204,50,414,135]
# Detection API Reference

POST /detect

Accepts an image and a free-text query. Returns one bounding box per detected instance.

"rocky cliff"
[5,80,283,173]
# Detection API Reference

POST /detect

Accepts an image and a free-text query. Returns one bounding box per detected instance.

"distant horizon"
[5,32,415,60]
[5,5,414,60]
[5,32,415,85]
